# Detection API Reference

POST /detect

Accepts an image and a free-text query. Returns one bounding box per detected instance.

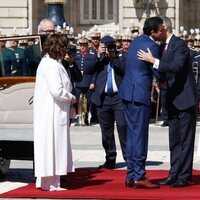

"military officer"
[89,32,101,53]
[114,34,123,52]
[74,38,98,125]
[88,32,101,124]
[9,39,27,76]
[118,34,132,68]
[25,38,41,76]
[0,35,17,76]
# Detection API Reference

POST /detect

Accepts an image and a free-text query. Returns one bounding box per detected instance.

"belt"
[104,92,118,97]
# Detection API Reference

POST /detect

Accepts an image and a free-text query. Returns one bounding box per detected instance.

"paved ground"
[0,121,200,199]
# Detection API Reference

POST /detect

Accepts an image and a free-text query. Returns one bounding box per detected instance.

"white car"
[0,77,35,177]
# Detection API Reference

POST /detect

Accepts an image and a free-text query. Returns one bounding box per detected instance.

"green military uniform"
[9,46,27,76]
[0,47,17,76]
[25,44,41,76]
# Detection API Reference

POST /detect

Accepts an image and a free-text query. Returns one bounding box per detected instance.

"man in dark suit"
[85,36,127,169]
[119,16,165,189]
[138,16,197,188]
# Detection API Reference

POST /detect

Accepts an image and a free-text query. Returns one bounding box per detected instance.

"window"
[80,0,118,24]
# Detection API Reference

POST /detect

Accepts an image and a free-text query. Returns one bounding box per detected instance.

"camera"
[66,44,77,57]
[107,43,116,52]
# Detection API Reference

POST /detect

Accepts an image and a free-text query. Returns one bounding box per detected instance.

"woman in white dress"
[33,34,76,191]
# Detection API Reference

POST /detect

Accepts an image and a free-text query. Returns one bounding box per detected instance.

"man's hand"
[97,43,106,57]
[89,83,95,90]
[137,48,155,64]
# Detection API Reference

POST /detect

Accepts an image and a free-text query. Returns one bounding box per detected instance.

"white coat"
[33,55,74,177]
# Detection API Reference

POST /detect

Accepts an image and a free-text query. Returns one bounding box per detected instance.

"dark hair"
[41,33,69,60]
[143,16,163,36]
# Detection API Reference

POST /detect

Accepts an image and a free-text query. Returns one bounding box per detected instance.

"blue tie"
[107,63,113,95]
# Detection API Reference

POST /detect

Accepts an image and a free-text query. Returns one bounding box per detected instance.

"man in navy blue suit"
[138,16,197,188]
[119,16,165,189]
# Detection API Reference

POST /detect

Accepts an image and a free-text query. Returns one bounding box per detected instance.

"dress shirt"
[153,34,173,69]
[105,62,118,93]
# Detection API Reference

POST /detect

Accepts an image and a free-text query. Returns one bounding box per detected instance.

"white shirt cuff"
[153,58,160,69]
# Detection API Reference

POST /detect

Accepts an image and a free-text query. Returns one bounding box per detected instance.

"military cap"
[91,32,101,38]
[194,40,200,47]
[122,35,133,41]
[68,34,75,39]
[78,37,88,44]
[131,25,139,33]
[114,34,122,41]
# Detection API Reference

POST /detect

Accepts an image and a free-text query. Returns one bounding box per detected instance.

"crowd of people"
[1,16,200,191]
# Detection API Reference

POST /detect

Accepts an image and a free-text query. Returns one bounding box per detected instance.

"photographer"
[62,44,83,121]
[84,36,127,169]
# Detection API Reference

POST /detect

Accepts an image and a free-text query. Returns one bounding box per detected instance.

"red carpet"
[1,169,200,199]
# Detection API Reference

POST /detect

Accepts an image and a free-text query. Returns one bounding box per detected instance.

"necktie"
[162,43,168,56]
[106,63,113,95]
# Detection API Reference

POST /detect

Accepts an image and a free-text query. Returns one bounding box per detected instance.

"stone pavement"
[0,121,200,197]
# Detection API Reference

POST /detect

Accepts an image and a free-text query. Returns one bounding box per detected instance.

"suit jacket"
[192,54,200,100]
[119,34,164,106]
[84,54,125,106]
[158,35,197,110]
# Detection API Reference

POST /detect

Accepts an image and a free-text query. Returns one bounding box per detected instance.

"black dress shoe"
[161,122,169,127]
[159,177,177,185]
[125,180,135,188]
[170,179,189,188]
[99,162,115,169]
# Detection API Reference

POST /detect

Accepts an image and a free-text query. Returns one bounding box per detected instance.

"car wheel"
[0,158,10,178]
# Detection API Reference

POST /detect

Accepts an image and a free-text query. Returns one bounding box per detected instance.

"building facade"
[0,0,199,36]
